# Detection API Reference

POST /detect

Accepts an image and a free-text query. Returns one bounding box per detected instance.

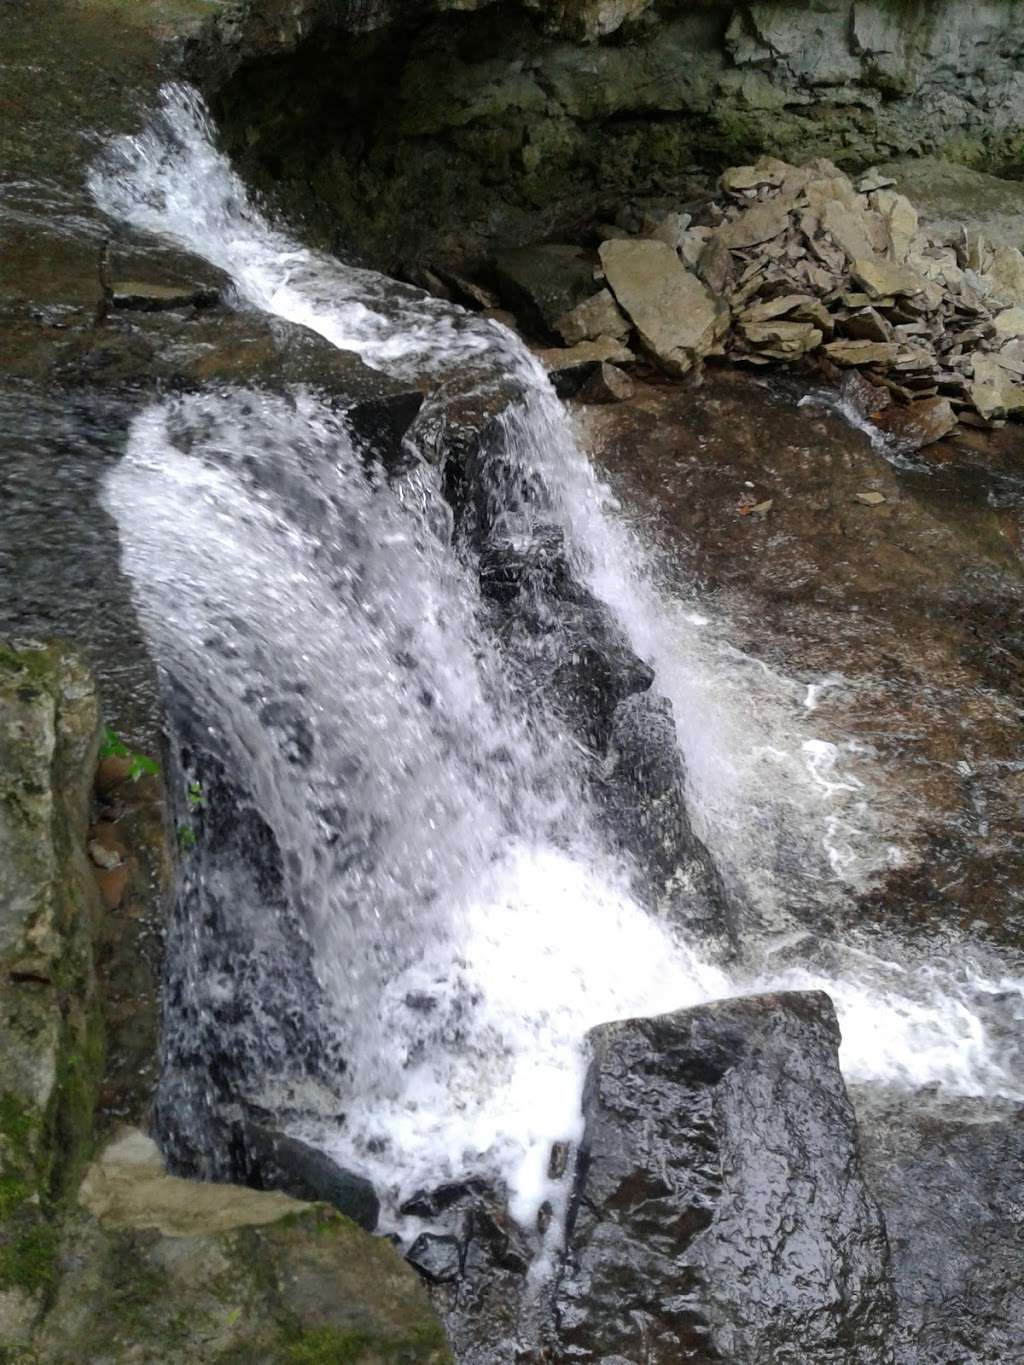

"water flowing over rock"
[554,992,896,1364]
[7,0,1024,1357]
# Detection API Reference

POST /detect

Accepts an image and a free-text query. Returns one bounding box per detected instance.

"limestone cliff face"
[191,0,1024,270]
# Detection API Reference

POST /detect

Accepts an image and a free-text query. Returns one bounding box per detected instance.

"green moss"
[280,1322,449,1364]
[104,1239,171,1333]
[0,1094,36,1165]
[0,644,58,682]
[0,1175,30,1221]
[284,1327,374,1364]
[51,1001,105,1199]
[0,1218,59,1295]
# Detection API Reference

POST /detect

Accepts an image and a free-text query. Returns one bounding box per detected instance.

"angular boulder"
[34,1129,451,1363]
[554,288,630,345]
[872,396,957,453]
[554,991,896,1364]
[599,239,728,376]
[493,245,599,338]
[240,1121,380,1231]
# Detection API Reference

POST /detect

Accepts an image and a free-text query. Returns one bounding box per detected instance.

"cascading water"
[91,84,1023,1269]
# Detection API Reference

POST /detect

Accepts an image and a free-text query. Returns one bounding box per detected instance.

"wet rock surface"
[554,991,895,1363]
[603,692,735,956]
[35,1128,451,1363]
[857,1098,1024,1365]
[578,367,1024,1361]
[578,367,1024,951]
[239,1122,381,1231]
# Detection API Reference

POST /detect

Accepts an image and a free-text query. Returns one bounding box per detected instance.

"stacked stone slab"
[697,155,1024,430]
[493,156,1024,443]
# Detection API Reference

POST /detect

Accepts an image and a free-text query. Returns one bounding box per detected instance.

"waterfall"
[91,85,1024,1237]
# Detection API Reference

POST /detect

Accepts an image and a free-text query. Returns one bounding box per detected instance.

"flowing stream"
[90,86,1024,1241]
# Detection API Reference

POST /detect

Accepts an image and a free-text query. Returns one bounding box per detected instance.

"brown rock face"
[575,367,1024,954]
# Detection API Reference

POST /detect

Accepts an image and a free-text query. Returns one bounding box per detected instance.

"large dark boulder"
[858,1099,1024,1365]
[554,991,896,1364]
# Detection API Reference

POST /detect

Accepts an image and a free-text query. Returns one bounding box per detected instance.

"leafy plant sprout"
[99,725,159,782]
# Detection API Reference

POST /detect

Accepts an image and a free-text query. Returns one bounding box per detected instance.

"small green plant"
[100,725,159,782]
[186,780,205,810]
[176,825,197,852]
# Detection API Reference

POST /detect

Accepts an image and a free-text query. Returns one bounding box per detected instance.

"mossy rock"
[0,645,104,1346]
[32,1131,451,1364]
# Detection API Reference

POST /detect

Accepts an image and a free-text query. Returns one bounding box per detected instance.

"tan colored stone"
[554,288,630,345]
[873,189,919,262]
[824,339,899,366]
[992,306,1024,339]
[538,335,634,371]
[851,258,927,300]
[715,197,793,250]
[872,396,957,451]
[575,361,635,403]
[820,199,876,264]
[80,1129,311,1237]
[804,175,860,215]
[647,211,691,250]
[679,225,712,269]
[981,246,1024,306]
[600,238,728,375]
[741,320,822,357]
[721,162,786,193]
[697,234,734,294]
[842,308,893,343]
[970,355,1024,419]
[858,170,897,193]
[740,293,815,323]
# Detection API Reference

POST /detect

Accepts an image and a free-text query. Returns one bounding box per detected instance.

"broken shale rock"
[599,238,728,376]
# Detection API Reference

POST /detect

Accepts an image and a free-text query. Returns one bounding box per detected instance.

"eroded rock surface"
[858,1100,1024,1365]
[0,643,103,1347]
[194,1,1024,270]
[554,991,895,1363]
[34,1128,451,1363]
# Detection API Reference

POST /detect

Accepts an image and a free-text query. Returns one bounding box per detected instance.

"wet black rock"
[492,245,599,341]
[241,1121,380,1232]
[396,1177,542,1364]
[544,593,654,750]
[478,525,572,606]
[408,1233,464,1284]
[345,389,425,473]
[858,1099,1024,1365]
[603,691,735,954]
[554,991,896,1364]
[400,1179,490,1220]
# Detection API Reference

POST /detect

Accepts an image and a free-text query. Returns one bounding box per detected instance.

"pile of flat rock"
[474,155,1024,449]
